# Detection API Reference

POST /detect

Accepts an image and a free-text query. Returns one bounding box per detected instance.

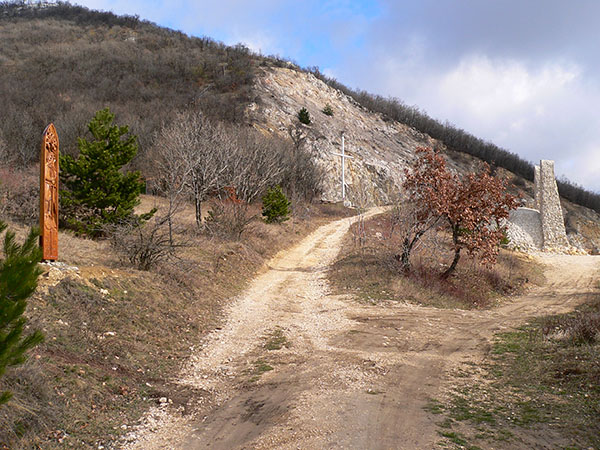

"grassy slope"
[0,198,352,449]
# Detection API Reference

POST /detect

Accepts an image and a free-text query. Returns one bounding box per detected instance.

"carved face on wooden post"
[40,123,59,261]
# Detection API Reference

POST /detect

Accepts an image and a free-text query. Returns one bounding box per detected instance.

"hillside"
[0,1,256,165]
[0,2,600,239]
[248,66,600,252]
[1,2,599,253]
[0,5,599,449]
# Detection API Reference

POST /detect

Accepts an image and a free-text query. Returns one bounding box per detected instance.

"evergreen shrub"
[60,108,155,237]
[298,107,311,125]
[0,221,43,405]
[262,186,291,224]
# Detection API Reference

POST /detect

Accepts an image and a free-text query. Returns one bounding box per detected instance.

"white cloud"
[437,56,580,120]
[356,49,600,191]
[227,31,280,55]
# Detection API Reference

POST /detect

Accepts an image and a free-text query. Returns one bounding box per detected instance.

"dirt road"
[122,212,599,450]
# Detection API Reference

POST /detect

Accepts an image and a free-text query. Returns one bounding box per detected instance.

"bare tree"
[347,176,373,248]
[151,114,196,243]
[107,214,182,270]
[282,124,323,204]
[227,127,287,202]
[188,115,230,227]
[153,111,230,229]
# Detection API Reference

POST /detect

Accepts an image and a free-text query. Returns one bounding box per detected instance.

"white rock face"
[251,67,438,205]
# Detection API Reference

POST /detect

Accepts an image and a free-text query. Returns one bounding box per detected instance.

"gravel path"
[120,212,600,450]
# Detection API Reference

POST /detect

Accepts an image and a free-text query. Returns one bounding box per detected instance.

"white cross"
[332,131,353,200]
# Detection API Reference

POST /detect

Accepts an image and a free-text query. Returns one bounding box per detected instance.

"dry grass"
[0,196,353,449]
[329,212,545,309]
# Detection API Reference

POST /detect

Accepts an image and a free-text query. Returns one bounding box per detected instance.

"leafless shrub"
[347,177,374,248]
[568,314,600,344]
[228,128,287,203]
[282,124,324,204]
[204,195,255,241]
[0,166,38,225]
[107,215,181,270]
[542,311,600,345]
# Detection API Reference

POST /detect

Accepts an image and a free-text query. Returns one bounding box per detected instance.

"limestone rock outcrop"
[249,67,437,205]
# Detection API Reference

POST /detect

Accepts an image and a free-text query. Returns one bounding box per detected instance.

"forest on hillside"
[1,1,599,214]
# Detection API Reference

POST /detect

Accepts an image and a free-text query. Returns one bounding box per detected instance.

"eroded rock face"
[250,67,437,205]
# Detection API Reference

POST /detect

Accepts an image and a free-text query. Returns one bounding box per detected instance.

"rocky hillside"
[249,67,437,205]
[0,3,598,251]
[249,66,600,252]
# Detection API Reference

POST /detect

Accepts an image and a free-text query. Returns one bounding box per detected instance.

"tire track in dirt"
[121,214,599,450]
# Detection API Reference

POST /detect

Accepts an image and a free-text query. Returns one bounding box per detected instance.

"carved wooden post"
[40,123,59,261]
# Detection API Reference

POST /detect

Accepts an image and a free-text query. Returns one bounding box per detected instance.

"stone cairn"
[506,160,573,253]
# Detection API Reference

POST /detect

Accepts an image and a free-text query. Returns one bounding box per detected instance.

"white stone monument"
[506,160,570,252]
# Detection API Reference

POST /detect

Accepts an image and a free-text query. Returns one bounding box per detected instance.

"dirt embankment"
[122,212,599,450]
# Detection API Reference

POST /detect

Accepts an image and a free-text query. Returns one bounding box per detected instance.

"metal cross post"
[332,131,353,200]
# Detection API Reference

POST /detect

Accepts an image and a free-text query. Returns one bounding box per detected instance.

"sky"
[74,0,600,192]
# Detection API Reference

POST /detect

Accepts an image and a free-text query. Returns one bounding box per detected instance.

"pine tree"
[0,221,44,405]
[60,108,154,237]
[297,107,311,125]
[322,104,334,116]
[262,186,291,223]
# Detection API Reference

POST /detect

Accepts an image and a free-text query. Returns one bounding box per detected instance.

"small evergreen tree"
[322,104,334,116]
[262,186,291,223]
[60,108,154,237]
[0,221,44,405]
[297,107,311,125]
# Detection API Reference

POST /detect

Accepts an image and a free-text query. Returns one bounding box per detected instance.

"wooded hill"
[1,1,599,213]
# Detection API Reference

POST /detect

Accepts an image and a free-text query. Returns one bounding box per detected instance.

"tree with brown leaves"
[404,147,518,278]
